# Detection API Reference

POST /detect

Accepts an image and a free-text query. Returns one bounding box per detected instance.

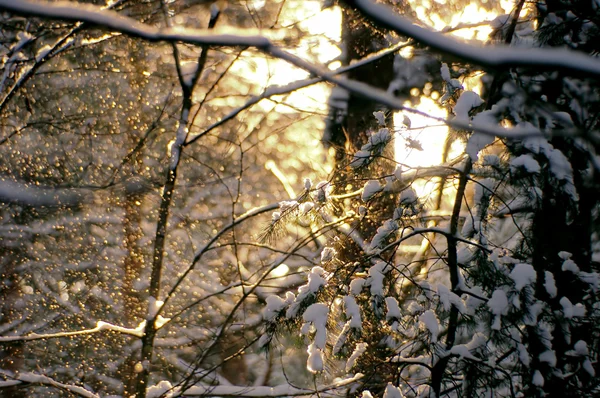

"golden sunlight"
[229,1,342,113]
[396,0,524,169]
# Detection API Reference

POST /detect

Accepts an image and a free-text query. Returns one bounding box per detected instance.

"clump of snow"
[315,181,331,203]
[343,295,362,330]
[279,200,298,212]
[584,359,596,376]
[271,211,281,222]
[263,294,288,321]
[466,108,500,160]
[369,128,391,147]
[350,150,371,169]
[539,350,557,367]
[532,370,544,387]
[304,178,312,190]
[286,267,327,318]
[399,188,417,205]
[147,297,164,320]
[307,342,324,373]
[385,297,402,321]
[544,271,557,298]
[362,180,383,202]
[419,310,440,343]
[373,110,386,126]
[383,383,404,398]
[437,284,467,313]
[321,247,337,263]
[303,303,328,349]
[454,90,484,121]
[510,154,541,174]
[440,63,462,90]
[449,344,478,361]
[350,278,366,296]
[147,380,178,398]
[345,342,368,372]
[560,297,574,318]
[36,45,52,62]
[548,148,578,200]
[547,148,572,181]
[562,258,580,273]
[574,340,589,356]
[510,263,537,291]
[488,289,509,330]
[518,343,531,367]
[299,202,314,214]
[367,261,392,297]
[393,165,403,181]
[368,220,398,253]
[467,132,495,161]
[361,391,374,398]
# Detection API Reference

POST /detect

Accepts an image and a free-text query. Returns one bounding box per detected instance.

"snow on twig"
[0,371,99,398]
[0,320,145,342]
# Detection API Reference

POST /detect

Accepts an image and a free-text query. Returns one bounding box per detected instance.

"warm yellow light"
[395,97,448,169]
[227,1,342,113]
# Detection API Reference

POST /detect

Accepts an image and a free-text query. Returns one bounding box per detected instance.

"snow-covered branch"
[0,0,271,48]
[0,320,145,342]
[345,0,600,78]
[0,371,99,398]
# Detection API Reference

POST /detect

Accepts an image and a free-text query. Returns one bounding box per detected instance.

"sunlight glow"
[230,1,342,113]
[271,263,290,278]
[397,0,525,171]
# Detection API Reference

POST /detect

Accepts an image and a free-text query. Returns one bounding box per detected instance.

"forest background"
[0,0,599,397]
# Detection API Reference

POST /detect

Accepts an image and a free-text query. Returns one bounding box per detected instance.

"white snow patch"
[383,383,404,398]
[488,289,509,330]
[362,180,383,202]
[321,247,337,263]
[509,263,537,291]
[263,294,287,321]
[419,310,439,343]
[349,278,366,296]
[454,90,483,121]
[147,380,178,398]
[544,271,557,298]
[346,342,368,372]
[574,340,589,356]
[286,267,327,318]
[385,297,402,320]
[374,111,386,126]
[560,296,574,319]
[307,342,324,373]
[302,303,328,349]
[532,370,544,387]
[539,350,557,367]
[510,154,541,174]
[367,261,392,297]
[343,295,362,330]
